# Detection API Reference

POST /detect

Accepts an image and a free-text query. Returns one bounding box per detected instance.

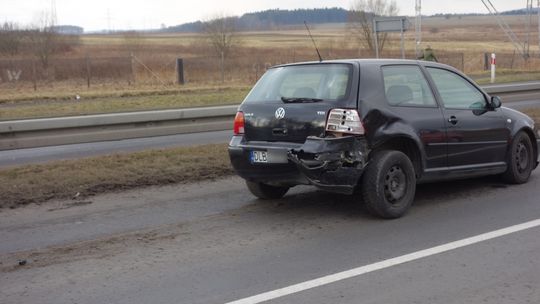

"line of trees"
[0,22,28,56]
[0,12,81,77]
[165,8,349,32]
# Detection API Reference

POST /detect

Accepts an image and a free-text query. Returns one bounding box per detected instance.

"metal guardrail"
[0,106,238,150]
[0,82,539,151]
[482,81,540,94]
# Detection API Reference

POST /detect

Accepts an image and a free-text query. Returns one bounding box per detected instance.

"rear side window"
[244,64,352,103]
[382,65,436,107]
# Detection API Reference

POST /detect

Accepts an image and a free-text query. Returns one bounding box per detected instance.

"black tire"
[502,131,534,184]
[361,150,416,219]
[246,181,289,199]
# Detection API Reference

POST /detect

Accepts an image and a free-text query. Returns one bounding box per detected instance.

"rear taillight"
[326,108,364,135]
[233,111,245,135]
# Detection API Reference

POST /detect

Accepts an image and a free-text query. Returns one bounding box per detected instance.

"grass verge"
[0,86,249,120]
[471,70,540,85]
[0,143,233,209]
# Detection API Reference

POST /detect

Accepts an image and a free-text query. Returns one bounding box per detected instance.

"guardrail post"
[176,58,185,85]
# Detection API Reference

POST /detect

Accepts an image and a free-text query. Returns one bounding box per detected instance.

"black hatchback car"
[228,59,539,218]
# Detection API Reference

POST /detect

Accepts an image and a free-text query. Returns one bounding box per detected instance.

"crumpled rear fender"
[363,109,428,172]
[288,136,368,194]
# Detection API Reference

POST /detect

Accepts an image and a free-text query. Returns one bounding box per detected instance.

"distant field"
[72,16,535,57]
[0,14,539,120]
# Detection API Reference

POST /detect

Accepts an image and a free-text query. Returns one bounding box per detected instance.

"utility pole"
[415,0,422,57]
[50,0,57,25]
[526,0,533,57]
[107,9,112,33]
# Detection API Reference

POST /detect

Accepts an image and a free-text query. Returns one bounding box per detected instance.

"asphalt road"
[1,172,539,303]
[1,92,539,168]
[0,130,232,167]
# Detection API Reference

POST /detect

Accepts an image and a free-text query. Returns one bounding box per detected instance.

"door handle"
[448,116,458,125]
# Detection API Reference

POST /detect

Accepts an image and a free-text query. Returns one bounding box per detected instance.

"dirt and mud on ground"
[0,143,232,209]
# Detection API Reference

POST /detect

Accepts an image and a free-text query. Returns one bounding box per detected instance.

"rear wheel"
[246,181,289,199]
[502,131,534,184]
[361,150,416,219]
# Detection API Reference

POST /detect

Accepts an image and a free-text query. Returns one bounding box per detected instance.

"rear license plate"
[250,151,268,163]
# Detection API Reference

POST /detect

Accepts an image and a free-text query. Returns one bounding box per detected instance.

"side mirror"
[490,96,502,109]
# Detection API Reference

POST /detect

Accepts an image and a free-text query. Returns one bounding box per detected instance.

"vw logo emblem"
[275,107,285,119]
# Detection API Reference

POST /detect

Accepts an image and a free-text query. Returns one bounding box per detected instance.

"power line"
[107,9,112,33]
[480,0,528,58]
[50,0,57,25]
[526,0,533,56]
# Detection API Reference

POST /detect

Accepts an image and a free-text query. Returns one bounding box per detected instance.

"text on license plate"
[251,151,268,163]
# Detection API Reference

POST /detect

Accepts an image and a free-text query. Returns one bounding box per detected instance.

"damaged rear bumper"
[288,136,368,194]
[228,135,369,194]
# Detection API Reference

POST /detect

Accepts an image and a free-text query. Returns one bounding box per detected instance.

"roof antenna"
[304,21,323,62]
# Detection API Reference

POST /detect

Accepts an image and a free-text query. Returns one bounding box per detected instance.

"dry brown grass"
[2,14,538,90]
[523,107,540,123]
[0,86,248,120]
[0,15,539,119]
[471,69,540,84]
[0,143,233,209]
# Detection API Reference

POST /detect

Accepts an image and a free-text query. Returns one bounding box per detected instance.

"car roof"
[273,58,455,70]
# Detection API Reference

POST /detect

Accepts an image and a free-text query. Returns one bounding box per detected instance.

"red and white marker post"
[490,53,496,83]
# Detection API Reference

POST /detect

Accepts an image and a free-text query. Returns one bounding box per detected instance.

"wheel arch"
[502,107,538,167]
[370,135,424,179]
[518,127,538,167]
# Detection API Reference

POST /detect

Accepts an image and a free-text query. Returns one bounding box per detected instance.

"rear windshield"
[244,64,353,103]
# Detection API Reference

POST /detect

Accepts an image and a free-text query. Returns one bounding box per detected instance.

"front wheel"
[246,181,289,199]
[361,150,416,219]
[502,131,534,184]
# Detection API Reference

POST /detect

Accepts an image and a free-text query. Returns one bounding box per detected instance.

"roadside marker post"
[490,53,496,83]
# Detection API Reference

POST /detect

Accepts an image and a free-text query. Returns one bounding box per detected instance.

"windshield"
[244,64,353,103]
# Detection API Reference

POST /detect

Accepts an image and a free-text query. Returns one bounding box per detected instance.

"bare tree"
[349,0,399,56]
[27,12,60,77]
[0,22,23,56]
[202,14,240,83]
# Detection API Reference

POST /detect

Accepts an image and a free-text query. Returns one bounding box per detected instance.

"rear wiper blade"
[281,97,323,103]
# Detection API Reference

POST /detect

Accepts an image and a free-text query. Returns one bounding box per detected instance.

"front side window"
[244,64,352,103]
[382,65,436,107]
[427,67,486,109]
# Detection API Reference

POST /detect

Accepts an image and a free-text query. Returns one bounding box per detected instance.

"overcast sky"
[0,0,527,31]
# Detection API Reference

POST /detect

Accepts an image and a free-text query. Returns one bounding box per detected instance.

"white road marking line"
[225,218,540,304]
